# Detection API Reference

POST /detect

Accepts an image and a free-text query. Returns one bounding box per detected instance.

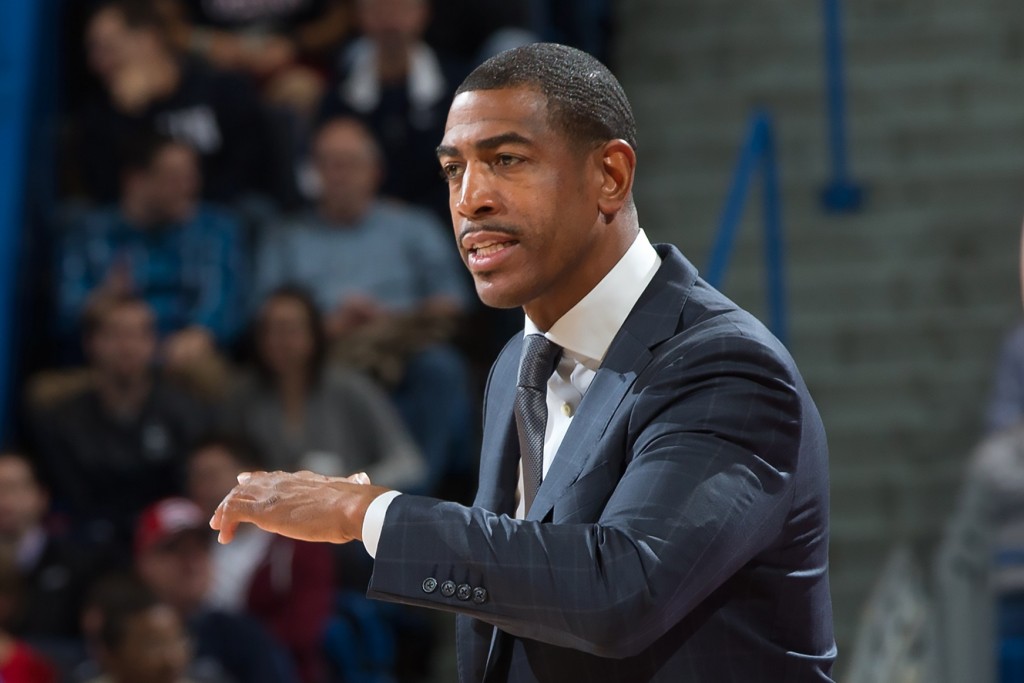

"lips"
[461,230,520,271]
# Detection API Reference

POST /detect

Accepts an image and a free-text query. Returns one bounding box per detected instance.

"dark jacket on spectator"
[76,56,291,205]
[29,380,207,551]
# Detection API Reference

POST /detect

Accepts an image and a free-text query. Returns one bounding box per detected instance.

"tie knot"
[518,334,562,391]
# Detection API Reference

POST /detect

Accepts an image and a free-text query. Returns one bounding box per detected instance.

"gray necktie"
[514,334,562,516]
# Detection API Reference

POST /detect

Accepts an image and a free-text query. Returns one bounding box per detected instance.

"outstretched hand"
[210,470,390,545]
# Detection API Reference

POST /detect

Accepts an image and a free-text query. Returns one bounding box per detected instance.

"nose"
[454,162,499,220]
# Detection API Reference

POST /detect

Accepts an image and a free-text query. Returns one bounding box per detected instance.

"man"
[318,0,461,218]
[77,0,288,204]
[0,453,99,640]
[187,436,333,683]
[31,295,207,551]
[85,585,196,683]
[256,116,474,494]
[135,498,297,683]
[58,133,243,358]
[213,43,836,681]
[256,117,469,337]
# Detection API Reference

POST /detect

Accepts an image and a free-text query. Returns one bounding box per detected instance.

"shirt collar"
[524,229,661,364]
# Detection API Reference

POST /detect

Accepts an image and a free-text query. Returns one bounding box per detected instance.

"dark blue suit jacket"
[368,244,836,682]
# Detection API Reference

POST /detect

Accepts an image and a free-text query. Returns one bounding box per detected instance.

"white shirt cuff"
[361,490,403,558]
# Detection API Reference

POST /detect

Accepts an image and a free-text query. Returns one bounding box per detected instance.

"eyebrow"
[436,131,534,159]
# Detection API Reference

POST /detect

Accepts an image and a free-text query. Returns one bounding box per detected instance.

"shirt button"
[421,578,438,594]
[472,587,488,604]
[561,403,574,417]
[440,580,457,598]
[456,583,472,601]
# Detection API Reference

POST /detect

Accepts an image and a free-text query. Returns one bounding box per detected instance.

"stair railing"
[705,109,789,345]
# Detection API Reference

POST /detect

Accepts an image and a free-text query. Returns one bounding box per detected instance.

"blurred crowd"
[3,1,611,681]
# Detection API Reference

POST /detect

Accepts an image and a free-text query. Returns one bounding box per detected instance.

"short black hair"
[85,573,162,651]
[188,432,268,471]
[455,43,637,153]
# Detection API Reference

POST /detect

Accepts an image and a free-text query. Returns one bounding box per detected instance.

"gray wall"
[615,0,1024,656]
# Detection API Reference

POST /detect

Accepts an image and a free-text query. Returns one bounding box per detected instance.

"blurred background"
[0,0,1022,681]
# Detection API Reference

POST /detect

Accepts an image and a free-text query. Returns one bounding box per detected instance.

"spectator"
[187,434,333,683]
[85,583,196,683]
[158,0,354,121]
[318,0,459,217]
[255,118,473,493]
[0,548,59,683]
[0,453,98,641]
[29,295,207,551]
[986,321,1024,435]
[134,498,297,683]
[75,0,291,204]
[223,287,426,488]
[58,133,244,358]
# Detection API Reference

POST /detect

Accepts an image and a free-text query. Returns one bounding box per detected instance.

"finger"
[237,472,252,484]
[348,472,371,485]
[212,488,258,543]
[294,470,330,481]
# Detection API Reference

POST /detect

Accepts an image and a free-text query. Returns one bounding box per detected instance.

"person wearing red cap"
[187,436,333,683]
[134,497,298,683]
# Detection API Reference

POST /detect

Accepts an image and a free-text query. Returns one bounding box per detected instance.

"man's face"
[85,7,135,85]
[438,87,608,325]
[0,456,47,539]
[103,604,191,683]
[313,121,381,222]
[136,533,211,614]
[87,304,157,383]
[146,144,201,224]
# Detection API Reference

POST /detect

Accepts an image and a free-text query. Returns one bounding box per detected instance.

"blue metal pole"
[758,113,789,345]
[820,0,864,212]
[0,1,44,442]
[706,113,763,288]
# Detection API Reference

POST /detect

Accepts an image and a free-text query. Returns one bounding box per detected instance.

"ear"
[596,139,636,221]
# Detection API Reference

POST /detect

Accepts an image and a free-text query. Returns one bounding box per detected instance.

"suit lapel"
[526,244,698,522]
[475,336,523,515]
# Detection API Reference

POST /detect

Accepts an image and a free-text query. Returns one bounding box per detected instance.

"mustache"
[458,224,522,245]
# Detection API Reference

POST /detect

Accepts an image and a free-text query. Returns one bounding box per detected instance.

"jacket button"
[472,587,488,604]
[456,583,472,601]
[421,578,438,594]
[440,580,456,598]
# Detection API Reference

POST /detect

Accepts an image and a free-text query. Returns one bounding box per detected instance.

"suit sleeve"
[367,332,804,658]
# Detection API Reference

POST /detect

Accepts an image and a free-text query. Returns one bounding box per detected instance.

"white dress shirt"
[363,230,661,555]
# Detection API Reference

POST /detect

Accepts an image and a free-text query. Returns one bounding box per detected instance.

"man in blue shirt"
[58,133,243,364]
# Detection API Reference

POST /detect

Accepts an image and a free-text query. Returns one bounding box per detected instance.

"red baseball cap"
[135,497,209,555]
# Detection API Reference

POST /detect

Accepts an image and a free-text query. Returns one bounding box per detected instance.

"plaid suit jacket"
[367,244,836,682]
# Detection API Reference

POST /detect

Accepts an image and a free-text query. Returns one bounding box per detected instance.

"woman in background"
[222,285,426,490]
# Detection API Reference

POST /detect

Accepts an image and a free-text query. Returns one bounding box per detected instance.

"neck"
[524,222,639,331]
[95,372,152,417]
[277,371,308,427]
[319,203,365,226]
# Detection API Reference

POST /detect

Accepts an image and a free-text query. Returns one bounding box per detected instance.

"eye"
[494,154,521,168]
[439,162,464,181]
